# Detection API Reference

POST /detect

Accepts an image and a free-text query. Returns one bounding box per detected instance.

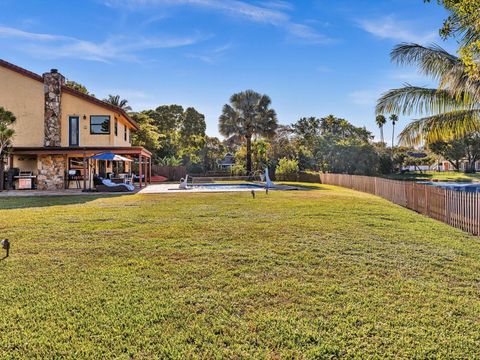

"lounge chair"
[94,177,135,192]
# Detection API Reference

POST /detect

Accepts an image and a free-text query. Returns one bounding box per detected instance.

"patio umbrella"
[89,152,133,185]
[89,152,132,162]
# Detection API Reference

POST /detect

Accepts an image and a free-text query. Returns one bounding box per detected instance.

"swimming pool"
[190,183,266,191]
[421,181,480,192]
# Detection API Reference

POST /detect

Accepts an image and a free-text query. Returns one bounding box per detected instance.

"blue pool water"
[421,181,480,192]
[191,183,266,190]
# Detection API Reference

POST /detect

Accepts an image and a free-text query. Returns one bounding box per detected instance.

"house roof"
[12,146,152,157]
[0,58,138,130]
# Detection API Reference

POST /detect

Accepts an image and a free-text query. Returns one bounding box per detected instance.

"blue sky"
[0,0,456,141]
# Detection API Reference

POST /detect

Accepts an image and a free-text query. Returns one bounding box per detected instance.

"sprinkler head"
[1,239,10,257]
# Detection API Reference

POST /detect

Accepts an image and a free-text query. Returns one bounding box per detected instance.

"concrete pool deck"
[138,183,301,194]
[0,183,302,197]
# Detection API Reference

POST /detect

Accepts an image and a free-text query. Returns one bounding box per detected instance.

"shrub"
[275,158,299,181]
[230,164,246,176]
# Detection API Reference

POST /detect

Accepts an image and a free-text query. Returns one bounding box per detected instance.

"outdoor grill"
[14,171,36,190]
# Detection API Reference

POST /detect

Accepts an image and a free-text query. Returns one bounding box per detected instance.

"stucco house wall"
[0,66,44,147]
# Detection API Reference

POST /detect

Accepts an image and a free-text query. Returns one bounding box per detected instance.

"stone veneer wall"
[37,155,65,190]
[43,70,65,147]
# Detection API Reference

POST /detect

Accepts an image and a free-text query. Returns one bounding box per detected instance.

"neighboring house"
[217,153,235,170]
[0,59,152,190]
[430,159,480,172]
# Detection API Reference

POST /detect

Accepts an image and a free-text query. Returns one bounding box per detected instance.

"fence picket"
[320,173,479,236]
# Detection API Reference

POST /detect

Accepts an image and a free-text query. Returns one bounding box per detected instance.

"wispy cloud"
[317,65,333,73]
[187,42,234,64]
[103,0,332,44]
[0,26,67,41]
[358,16,437,44]
[349,89,380,107]
[389,71,429,83]
[0,25,207,62]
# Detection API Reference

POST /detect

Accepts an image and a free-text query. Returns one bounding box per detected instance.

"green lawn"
[385,170,480,182]
[1,185,480,358]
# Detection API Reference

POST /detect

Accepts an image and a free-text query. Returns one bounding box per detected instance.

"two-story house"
[0,59,152,190]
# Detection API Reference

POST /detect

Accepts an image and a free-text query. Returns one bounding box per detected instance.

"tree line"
[1,0,479,184]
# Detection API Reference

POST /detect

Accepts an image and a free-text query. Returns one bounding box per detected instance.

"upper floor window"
[114,119,118,136]
[90,115,110,135]
[124,125,127,141]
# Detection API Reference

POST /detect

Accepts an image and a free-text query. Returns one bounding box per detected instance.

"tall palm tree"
[376,43,480,146]
[0,107,16,191]
[219,90,278,173]
[389,114,398,150]
[375,114,387,143]
[103,95,132,112]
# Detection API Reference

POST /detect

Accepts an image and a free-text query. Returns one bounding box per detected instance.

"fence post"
[425,185,429,216]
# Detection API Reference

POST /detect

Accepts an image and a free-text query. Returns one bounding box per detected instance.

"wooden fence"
[151,165,187,181]
[320,173,480,235]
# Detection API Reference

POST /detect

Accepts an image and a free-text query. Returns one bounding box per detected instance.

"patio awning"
[89,152,133,162]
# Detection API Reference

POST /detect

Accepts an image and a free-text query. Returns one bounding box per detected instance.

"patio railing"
[320,173,480,235]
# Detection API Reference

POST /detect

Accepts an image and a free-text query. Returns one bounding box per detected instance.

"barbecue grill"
[14,171,36,190]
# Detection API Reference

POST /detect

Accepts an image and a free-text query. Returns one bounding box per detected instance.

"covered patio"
[8,146,152,191]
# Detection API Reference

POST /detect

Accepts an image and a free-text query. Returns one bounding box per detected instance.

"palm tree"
[376,43,480,146]
[219,90,278,173]
[0,107,16,191]
[103,95,132,111]
[390,114,398,150]
[375,114,387,143]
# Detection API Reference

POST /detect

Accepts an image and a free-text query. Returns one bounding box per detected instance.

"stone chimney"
[43,69,65,147]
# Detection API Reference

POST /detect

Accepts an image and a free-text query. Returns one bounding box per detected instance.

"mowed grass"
[1,185,480,358]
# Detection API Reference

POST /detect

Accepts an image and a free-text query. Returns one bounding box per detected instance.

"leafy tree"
[376,43,480,145]
[219,90,278,173]
[275,158,299,180]
[151,105,184,131]
[267,125,298,171]
[157,156,182,166]
[130,112,160,154]
[252,139,270,170]
[428,139,466,170]
[201,136,225,172]
[430,134,480,172]
[326,139,380,175]
[65,80,92,96]
[233,140,271,173]
[425,0,480,79]
[103,95,132,111]
[181,107,206,140]
[312,116,379,175]
[0,107,16,191]
[375,114,387,143]
[462,134,480,172]
[143,105,206,164]
[319,115,373,142]
[292,117,321,148]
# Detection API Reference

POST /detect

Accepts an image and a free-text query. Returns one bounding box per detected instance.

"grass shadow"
[0,193,132,210]
[276,182,330,190]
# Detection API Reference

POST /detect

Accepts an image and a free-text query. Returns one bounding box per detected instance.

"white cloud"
[0,25,67,41]
[0,25,207,62]
[389,71,429,83]
[358,16,437,44]
[259,1,294,11]
[103,0,332,44]
[317,65,333,73]
[187,42,234,64]
[349,90,379,106]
